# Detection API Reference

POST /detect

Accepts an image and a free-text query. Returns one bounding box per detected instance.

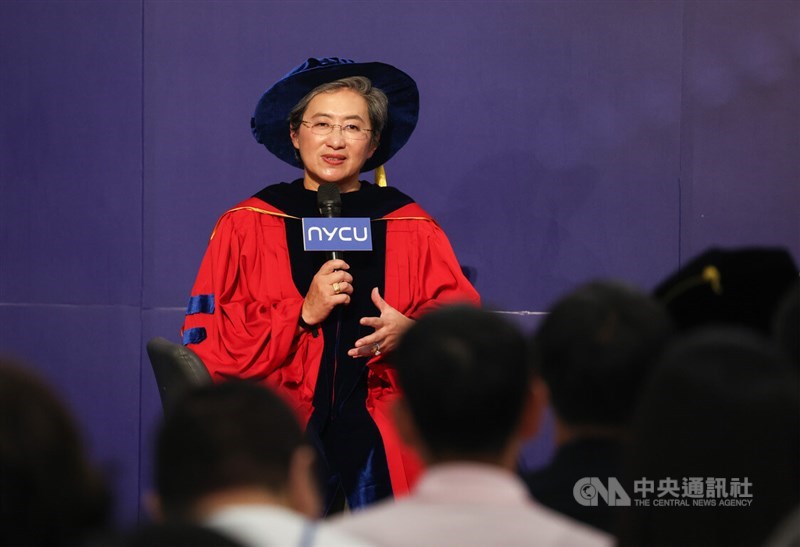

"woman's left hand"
[348,287,414,358]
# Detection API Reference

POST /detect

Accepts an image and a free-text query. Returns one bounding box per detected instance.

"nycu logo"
[302,217,373,251]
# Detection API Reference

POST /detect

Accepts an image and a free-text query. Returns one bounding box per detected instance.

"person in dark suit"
[521,280,673,534]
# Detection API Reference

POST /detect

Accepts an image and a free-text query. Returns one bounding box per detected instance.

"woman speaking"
[182,57,479,514]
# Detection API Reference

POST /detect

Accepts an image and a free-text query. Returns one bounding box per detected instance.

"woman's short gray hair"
[288,76,388,148]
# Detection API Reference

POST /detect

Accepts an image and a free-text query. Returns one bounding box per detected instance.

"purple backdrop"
[1,0,798,524]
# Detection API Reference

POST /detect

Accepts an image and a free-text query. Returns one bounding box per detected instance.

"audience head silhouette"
[521,280,672,534]
[391,304,538,464]
[153,381,319,522]
[620,327,799,546]
[0,357,110,546]
[534,280,673,435]
[329,305,611,547]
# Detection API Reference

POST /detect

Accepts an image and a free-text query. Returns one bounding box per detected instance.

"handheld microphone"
[316,183,343,261]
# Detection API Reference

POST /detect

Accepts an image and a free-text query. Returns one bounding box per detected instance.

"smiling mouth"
[322,155,346,165]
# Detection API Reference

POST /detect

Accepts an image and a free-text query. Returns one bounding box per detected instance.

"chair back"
[146,337,212,415]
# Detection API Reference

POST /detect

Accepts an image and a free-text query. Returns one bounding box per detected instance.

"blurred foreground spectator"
[149,381,371,547]
[0,358,111,546]
[619,328,799,547]
[331,305,611,546]
[119,522,243,547]
[521,280,672,533]
[772,282,799,367]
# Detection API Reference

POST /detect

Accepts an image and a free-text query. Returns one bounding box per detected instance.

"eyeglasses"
[301,120,373,141]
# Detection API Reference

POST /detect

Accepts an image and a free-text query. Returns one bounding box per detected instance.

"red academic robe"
[181,196,480,495]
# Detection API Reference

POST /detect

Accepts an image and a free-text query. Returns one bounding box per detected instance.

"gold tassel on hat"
[660,265,723,304]
[701,265,722,294]
[375,165,387,187]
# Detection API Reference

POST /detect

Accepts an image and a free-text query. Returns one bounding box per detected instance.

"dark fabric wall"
[1,0,797,523]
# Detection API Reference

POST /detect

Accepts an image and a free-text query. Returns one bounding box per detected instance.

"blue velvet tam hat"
[251,57,419,173]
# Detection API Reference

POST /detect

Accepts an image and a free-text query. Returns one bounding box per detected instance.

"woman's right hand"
[300,259,353,325]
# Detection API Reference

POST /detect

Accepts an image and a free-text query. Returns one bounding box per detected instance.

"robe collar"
[252,179,414,219]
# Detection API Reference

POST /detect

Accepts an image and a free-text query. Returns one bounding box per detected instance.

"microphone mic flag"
[316,183,343,260]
